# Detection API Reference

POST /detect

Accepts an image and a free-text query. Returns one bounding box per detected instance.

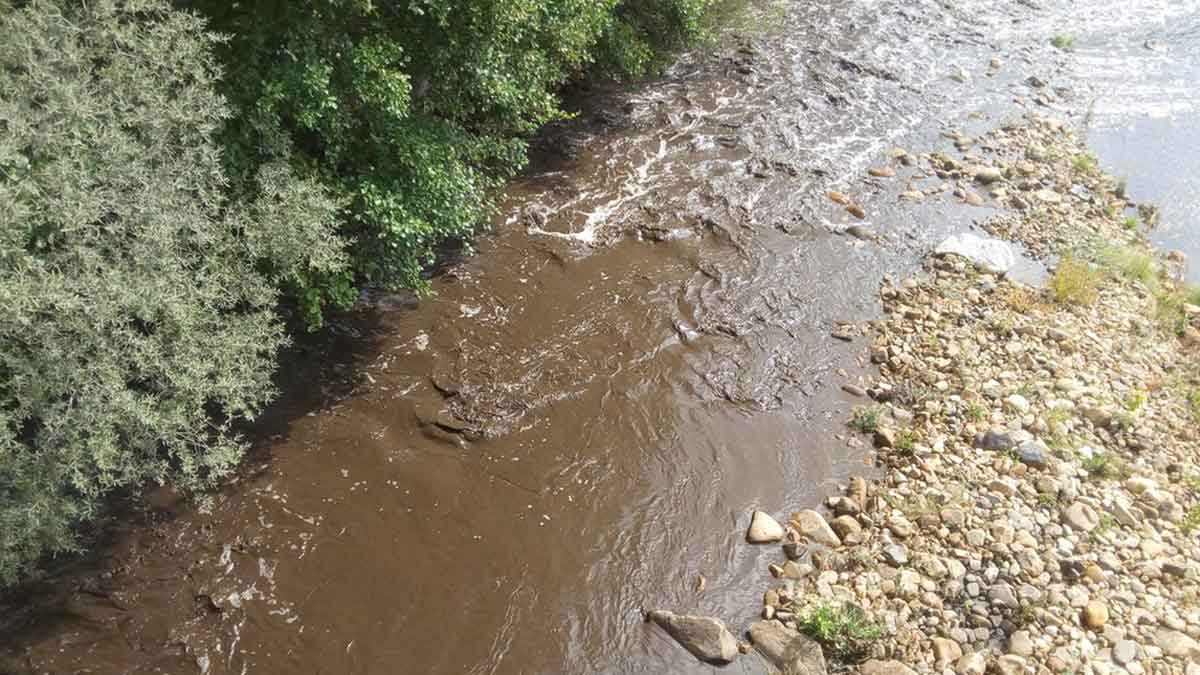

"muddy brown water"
[1,1,1179,673]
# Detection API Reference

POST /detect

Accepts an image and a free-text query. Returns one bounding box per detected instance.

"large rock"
[647,610,738,664]
[747,510,786,543]
[748,621,827,675]
[1157,629,1200,659]
[790,510,842,548]
[935,233,1016,274]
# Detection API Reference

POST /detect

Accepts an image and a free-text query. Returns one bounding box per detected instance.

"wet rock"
[845,225,877,241]
[782,540,807,561]
[748,621,827,675]
[827,191,850,205]
[964,191,985,207]
[846,203,866,220]
[935,233,1016,275]
[747,511,785,543]
[841,384,867,398]
[646,610,738,665]
[791,510,842,548]
[868,166,896,178]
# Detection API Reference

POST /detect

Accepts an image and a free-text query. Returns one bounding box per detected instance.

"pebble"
[746,511,785,543]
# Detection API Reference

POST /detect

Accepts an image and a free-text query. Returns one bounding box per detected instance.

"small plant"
[1103,205,1118,220]
[797,602,883,662]
[1098,245,1158,288]
[1181,505,1200,535]
[848,406,883,433]
[966,402,988,423]
[1092,512,1117,538]
[1123,390,1147,412]
[1072,154,1096,173]
[1006,287,1042,313]
[1083,452,1130,481]
[1051,257,1101,306]
[894,428,919,456]
[1123,216,1139,231]
[1188,389,1200,424]
[1051,34,1076,50]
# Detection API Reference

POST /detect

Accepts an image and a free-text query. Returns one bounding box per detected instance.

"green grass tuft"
[797,603,883,662]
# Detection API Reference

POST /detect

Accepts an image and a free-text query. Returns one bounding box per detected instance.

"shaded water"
[1,1,1189,674]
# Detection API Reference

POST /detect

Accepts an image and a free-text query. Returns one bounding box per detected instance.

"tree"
[0,0,345,585]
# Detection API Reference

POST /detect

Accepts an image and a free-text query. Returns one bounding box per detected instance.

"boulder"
[646,610,738,664]
[748,620,827,675]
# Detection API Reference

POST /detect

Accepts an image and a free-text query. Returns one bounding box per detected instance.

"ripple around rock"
[646,610,738,665]
[746,510,785,543]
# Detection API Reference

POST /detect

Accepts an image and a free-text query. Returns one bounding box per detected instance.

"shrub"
[0,0,344,585]
[182,0,712,327]
[1051,257,1101,306]
[796,602,882,662]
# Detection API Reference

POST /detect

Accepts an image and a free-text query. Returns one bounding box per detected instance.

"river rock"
[955,650,986,675]
[830,515,862,542]
[1112,640,1139,665]
[647,610,738,664]
[972,166,1004,184]
[932,637,963,664]
[1062,502,1100,532]
[747,511,785,543]
[861,660,916,675]
[748,620,827,675]
[1083,601,1109,629]
[791,510,842,547]
[1157,629,1200,658]
[935,233,1016,274]
[1016,439,1050,469]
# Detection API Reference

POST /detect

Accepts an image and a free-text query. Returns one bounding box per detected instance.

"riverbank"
[650,114,1200,672]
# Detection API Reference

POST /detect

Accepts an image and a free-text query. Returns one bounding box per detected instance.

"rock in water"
[748,621,827,675]
[747,510,785,543]
[934,233,1016,275]
[646,610,738,665]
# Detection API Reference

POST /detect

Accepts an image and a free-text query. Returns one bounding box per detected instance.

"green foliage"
[1082,453,1130,481]
[0,0,343,585]
[1182,505,1200,536]
[848,405,882,433]
[1071,153,1096,173]
[796,602,882,662]
[1051,34,1076,50]
[184,0,712,325]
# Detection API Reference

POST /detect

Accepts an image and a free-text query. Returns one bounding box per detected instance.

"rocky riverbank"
[648,114,1200,673]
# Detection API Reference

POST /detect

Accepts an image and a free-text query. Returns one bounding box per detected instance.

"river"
[1,1,1197,673]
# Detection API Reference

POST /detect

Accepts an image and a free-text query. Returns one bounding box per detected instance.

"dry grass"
[1051,257,1101,306]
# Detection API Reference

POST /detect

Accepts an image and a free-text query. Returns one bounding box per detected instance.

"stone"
[747,511,785,543]
[647,610,739,664]
[1062,502,1100,532]
[882,544,909,566]
[955,650,986,675]
[782,541,806,561]
[988,582,1019,609]
[748,620,827,675]
[830,515,862,541]
[887,516,915,539]
[973,166,1004,184]
[1112,640,1139,665]
[1082,601,1109,629]
[1008,630,1034,657]
[1016,440,1050,470]
[935,233,1016,275]
[932,637,963,664]
[861,660,916,675]
[791,510,842,548]
[1157,629,1200,659]
[1004,394,1030,413]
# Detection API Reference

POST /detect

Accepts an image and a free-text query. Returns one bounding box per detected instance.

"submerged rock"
[646,610,738,664]
[934,233,1016,274]
[747,510,785,543]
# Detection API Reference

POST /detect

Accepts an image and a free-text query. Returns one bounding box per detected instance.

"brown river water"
[3,1,1196,673]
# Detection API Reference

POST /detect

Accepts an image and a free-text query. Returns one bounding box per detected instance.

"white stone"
[746,510,785,543]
